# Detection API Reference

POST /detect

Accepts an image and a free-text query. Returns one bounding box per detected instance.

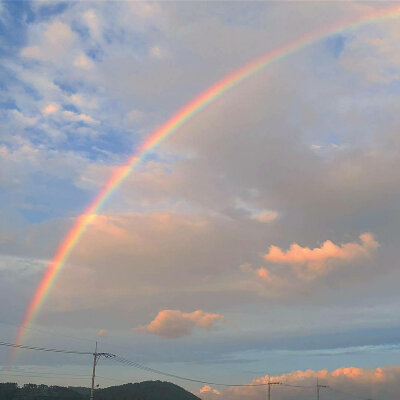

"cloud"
[43,20,75,47]
[251,210,279,224]
[264,233,379,279]
[137,309,224,338]
[83,9,102,39]
[149,45,168,59]
[62,110,97,124]
[20,20,77,62]
[20,45,41,59]
[97,329,108,336]
[73,54,94,70]
[211,366,400,400]
[339,17,400,84]
[42,103,59,115]
[199,386,221,395]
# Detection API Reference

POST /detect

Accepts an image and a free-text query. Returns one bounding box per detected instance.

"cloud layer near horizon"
[199,366,400,400]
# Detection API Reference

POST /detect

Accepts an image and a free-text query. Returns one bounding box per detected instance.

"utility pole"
[266,375,281,400]
[90,342,98,400]
[90,342,115,400]
[316,378,328,400]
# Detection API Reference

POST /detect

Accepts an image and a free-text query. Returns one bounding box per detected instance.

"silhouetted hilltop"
[94,380,200,400]
[0,383,83,399]
[0,380,201,400]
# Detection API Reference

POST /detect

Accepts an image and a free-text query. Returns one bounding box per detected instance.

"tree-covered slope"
[94,381,200,400]
[0,380,201,400]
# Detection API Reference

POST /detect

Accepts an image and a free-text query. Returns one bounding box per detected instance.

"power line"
[0,373,124,384]
[0,341,92,355]
[113,355,273,387]
[281,383,316,389]
[1,369,92,378]
[111,355,314,388]
[0,373,91,380]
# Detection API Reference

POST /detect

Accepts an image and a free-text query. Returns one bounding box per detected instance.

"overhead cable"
[0,341,92,355]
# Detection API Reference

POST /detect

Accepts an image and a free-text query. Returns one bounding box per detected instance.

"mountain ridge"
[0,380,202,400]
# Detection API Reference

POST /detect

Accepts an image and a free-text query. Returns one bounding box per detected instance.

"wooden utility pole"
[316,378,328,400]
[267,376,280,400]
[90,342,98,400]
[89,342,115,400]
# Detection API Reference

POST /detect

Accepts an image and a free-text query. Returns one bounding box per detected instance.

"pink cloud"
[137,309,224,339]
[200,386,221,395]
[249,366,394,386]
[264,233,378,278]
[251,210,279,223]
[42,103,59,115]
[220,366,400,400]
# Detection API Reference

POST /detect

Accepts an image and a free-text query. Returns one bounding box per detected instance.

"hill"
[0,380,201,400]
[94,381,201,400]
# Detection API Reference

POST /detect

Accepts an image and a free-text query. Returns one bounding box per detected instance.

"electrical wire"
[0,341,92,355]
[112,355,269,387]
[0,369,92,378]
[281,383,316,389]
[111,356,313,388]
[0,373,91,380]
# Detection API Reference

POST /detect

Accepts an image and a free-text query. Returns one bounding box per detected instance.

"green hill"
[0,380,201,400]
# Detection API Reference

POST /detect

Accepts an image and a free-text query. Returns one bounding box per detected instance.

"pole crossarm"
[95,353,115,360]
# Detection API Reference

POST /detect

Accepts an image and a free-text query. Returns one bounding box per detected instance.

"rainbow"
[12,4,400,361]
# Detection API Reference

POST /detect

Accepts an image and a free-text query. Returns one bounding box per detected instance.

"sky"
[1,0,400,398]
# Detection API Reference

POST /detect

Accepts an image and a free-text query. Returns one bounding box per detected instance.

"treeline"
[0,383,83,399]
[0,380,201,400]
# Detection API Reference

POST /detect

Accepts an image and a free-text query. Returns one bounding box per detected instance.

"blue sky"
[1,1,400,398]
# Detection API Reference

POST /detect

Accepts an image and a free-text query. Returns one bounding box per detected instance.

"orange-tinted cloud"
[220,366,400,400]
[264,233,378,278]
[42,103,59,115]
[251,210,279,223]
[137,309,224,339]
[200,386,221,395]
[250,365,393,386]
